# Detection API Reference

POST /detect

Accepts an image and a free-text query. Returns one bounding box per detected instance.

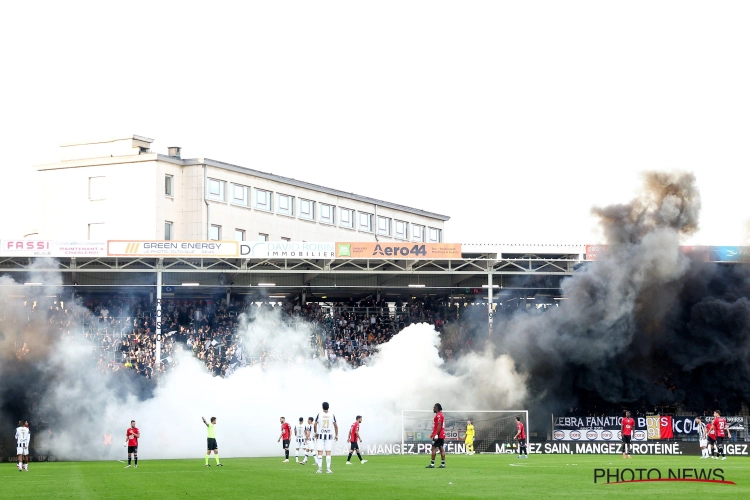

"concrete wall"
[37,159,158,240]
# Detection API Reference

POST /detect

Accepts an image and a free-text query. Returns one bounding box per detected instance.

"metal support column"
[487,273,493,336]
[155,270,162,373]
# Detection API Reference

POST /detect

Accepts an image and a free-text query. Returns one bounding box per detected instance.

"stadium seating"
[10,294,457,379]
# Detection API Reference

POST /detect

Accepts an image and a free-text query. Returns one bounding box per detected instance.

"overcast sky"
[1,1,748,245]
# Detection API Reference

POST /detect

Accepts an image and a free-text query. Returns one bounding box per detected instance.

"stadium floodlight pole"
[155,269,162,378]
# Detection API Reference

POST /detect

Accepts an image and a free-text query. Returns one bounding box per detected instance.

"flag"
[660,416,674,439]
[647,415,661,440]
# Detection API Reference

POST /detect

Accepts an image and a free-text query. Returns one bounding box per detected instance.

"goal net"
[401,410,529,454]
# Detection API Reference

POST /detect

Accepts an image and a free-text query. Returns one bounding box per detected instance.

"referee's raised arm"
[202,417,208,427]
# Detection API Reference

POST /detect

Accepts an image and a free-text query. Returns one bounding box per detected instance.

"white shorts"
[17,446,28,456]
[700,439,708,448]
[296,439,305,449]
[317,438,333,452]
[305,439,315,450]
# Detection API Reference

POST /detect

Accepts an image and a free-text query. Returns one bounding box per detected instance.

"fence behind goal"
[401,410,529,454]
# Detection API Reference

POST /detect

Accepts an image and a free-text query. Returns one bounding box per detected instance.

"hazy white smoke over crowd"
[0,276,525,459]
[100,322,524,459]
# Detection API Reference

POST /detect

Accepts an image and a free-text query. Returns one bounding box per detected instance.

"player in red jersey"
[706,418,717,458]
[124,420,140,468]
[346,415,368,464]
[514,416,528,458]
[426,403,446,468]
[278,417,292,462]
[621,411,634,458]
[713,410,732,460]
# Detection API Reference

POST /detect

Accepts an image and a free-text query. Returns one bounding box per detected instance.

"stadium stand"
[6,294,459,379]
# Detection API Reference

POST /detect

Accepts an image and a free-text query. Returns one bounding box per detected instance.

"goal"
[401,410,529,454]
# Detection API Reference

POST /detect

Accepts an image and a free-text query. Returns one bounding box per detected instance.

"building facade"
[32,135,449,242]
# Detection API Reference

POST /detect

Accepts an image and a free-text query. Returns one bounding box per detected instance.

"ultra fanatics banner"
[554,415,692,441]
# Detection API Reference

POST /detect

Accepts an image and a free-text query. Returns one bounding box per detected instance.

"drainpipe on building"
[374,204,379,242]
[203,164,210,240]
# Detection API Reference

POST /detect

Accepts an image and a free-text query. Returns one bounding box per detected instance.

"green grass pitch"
[3,454,750,498]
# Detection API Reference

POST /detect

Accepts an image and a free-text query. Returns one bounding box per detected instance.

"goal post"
[401,410,529,455]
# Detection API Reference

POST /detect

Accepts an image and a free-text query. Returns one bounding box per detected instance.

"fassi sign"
[2,240,53,256]
[336,242,462,259]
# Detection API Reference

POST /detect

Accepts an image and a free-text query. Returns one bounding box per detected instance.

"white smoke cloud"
[94,322,524,459]
[28,305,525,460]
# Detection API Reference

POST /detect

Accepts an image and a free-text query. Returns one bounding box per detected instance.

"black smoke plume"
[493,171,750,421]
[0,262,152,458]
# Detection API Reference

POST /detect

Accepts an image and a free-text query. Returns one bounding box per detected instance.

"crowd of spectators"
[3,292,460,380]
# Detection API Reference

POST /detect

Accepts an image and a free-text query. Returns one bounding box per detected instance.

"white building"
[32,135,449,242]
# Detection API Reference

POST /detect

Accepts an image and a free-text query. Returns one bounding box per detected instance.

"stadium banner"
[239,241,336,259]
[584,244,608,261]
[336,242,462,259]
[3,455,59,462]
[107,240,239,257]
[526,441,749,456]
[705,416,746,431]
[1,240,107,257]
[552,415,747,441]
[552,429,648,442]
[709,246,750,262]
[585,245,711,262]
[552,415,715,440]
[355,441,750,456]
[364,442,474,456]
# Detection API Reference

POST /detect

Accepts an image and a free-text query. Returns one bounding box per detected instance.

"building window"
[428,227,442,243]
[209,224,221,240]
[395,220,408,240]
[165,221,173,240]
[88,223,105,240]
[281,237,291,242]
[207,178,225,201]
[320,204,335,225]
[235,229,245,241]
[89,176,106,200]
[258,233,268,241]
[231,184,249,207]
[413,224,425,242]
[254,188,272,211]
[340,208,354,229]
[359,212,373,232]
[377,216,391,236]
[165,175,174,197]
[299,199,314,220]
[277,193,294,216]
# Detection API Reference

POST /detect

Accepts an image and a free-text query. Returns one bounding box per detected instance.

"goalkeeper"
[465,420,475,455]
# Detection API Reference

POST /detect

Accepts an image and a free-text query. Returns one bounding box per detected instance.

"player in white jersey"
[695,417,709,458]
[314,402,338,474]
[15,420,30,472]
[294,417,306,463]
[300,417,314,465]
